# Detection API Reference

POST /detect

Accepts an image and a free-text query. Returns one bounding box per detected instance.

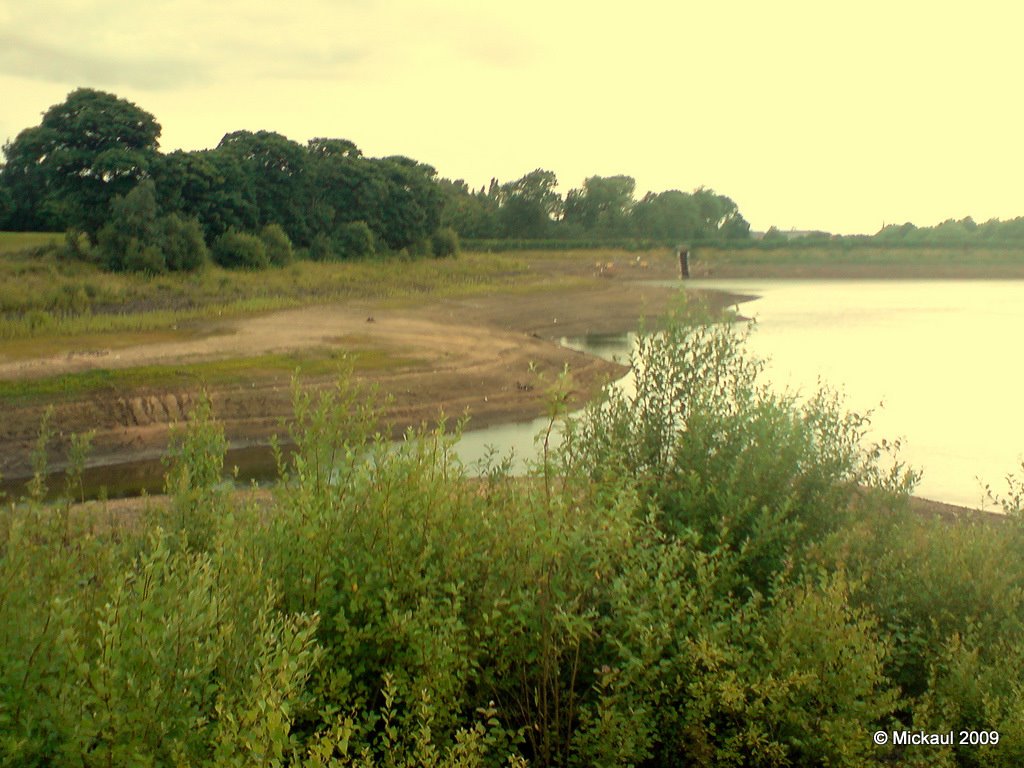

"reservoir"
[688,279,1024,508]
[460,279,1024,509]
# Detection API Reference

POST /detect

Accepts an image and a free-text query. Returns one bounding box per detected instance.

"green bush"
[259,222,294,266]
[161,213,208,271]
[307,231,334,261]
[333,220,376,259]
[430,226,460,258]
[212,229,269,269]
[95,181,208,272]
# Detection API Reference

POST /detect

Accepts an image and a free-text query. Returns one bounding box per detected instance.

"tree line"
[438,170,751,243]
[0,88,752,272]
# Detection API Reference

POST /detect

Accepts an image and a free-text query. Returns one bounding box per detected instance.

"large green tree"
[563,175,636,235]
[0,88,161,233]
[497,168,562,238]
[215,130,310,245]
[374,156,444,250]
[151,149,259,241]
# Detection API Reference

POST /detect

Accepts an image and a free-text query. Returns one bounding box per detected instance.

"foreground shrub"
[563,299,917,595]
[212,228,269,269]
[11,308,1012,766]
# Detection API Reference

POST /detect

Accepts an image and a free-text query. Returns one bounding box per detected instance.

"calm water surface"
[694,279,1024,508]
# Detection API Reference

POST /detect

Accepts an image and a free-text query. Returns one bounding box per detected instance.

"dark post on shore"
[677,245,691,279]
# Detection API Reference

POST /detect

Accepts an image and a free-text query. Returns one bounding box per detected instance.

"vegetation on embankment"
[4,310,1024,767]
[695,243,1024,277]
[0,239,613,343]
[0,347,411,405]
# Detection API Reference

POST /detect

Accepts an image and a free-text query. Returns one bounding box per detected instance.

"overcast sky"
[2,1,1022,234]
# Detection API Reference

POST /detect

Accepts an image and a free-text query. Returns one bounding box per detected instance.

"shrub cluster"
[3,311,1021,766]
[96,180,208,273]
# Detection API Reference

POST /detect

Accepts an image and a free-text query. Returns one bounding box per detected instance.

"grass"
[0,237,588,342]
[0,346,417,405]
[0,231,61,254]
[698,243,1024,269]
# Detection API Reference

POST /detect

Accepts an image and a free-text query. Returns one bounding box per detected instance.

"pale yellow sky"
[2,0,1022,234]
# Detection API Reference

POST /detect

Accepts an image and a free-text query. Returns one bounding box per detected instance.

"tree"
[375,156,444,250]
[0,88,161,233]
[306,148,388,245]
[630,190,701,242]
[151,150,258,241]
[437,178,499,238]
[212,229,269,269]
[216,130,310,245]
[563,175,636,235]
[497,169,562,238]
[259,223,294,266]
[0,184,12,230]
[97,179,163,272]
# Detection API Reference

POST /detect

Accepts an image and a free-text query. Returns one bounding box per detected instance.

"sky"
[2,0,1023,235]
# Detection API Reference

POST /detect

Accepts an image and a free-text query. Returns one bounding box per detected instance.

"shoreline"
[0,250,999,518]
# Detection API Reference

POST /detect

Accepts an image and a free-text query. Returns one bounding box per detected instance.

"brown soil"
[0,253,742,479]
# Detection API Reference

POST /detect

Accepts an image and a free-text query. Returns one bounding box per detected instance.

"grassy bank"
[696,243,1024,275]
[0,238,615,342]
[0,346,414,405]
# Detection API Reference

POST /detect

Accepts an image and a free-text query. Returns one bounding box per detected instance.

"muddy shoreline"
[1,266,745,483]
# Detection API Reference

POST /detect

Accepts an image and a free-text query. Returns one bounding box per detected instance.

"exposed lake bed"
[3,250,1019,516]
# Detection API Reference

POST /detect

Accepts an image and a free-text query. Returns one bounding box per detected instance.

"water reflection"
[694,279,1024,508]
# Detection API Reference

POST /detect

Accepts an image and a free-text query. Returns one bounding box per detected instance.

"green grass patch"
[0,325,232,363]
[699,244,1024,268]
[0,231,62,254]
[0,248,559,342]
[0,347,417,404]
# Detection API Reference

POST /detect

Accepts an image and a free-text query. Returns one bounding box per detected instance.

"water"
[467,279,1024,508]
[452,333,637,473]
[693,279,1024,508]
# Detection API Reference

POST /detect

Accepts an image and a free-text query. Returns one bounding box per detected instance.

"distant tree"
[306,137,362,159]
[631,190,701,242]
[438,178,499,238]
[306,149,388,244]
[216,130,310,245]
[563,175,636,235]
[692,188,746,241]
[0,184,12,229]
[161,214,209,271]
[332,220,376,259]
[497,169,562,238]
[0,88,161,233]
[375,156,444,250]
[151,150,258,241]
[720,211,752,240]
[97,180,162,272]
